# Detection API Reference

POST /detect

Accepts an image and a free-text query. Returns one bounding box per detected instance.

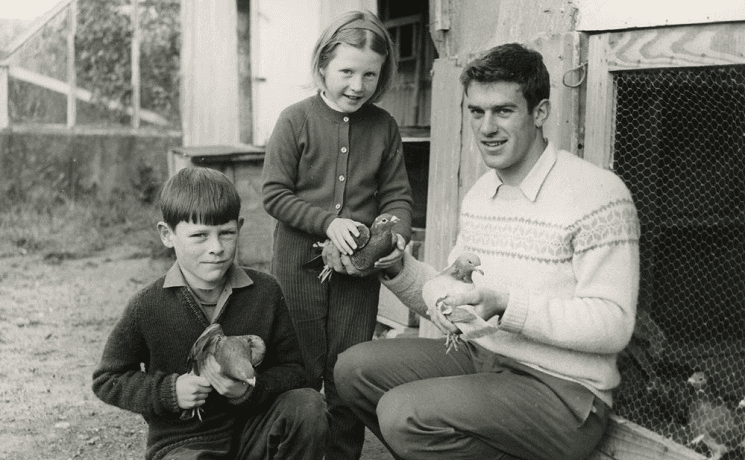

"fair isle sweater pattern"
[460,198,640,263]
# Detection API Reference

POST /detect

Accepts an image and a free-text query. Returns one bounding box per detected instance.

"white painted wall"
[250,0,377,146]
[250,0,321,146]
[181,0,240,146]
[576,0,745,31]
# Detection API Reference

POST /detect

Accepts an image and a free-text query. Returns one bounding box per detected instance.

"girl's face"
[321,43,385,113]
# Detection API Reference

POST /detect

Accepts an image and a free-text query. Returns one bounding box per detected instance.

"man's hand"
[441,287,508,323]
[326,218,363,255]
[200,355,253,399]
[428,301,462,336]
[374,233,406,271]
[176,372,212,410]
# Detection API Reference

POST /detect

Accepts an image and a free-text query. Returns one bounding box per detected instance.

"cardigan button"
[341,147,348,153]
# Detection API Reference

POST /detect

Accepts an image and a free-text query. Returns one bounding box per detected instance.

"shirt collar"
[163,261,253,290]
[487,141,557,201]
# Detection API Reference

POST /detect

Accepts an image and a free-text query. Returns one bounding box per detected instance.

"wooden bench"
[589,415,705,460]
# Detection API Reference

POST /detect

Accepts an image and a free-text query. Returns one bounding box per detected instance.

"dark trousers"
[163,388,327,460]
[335,338,610,460]
[272,223,380,460]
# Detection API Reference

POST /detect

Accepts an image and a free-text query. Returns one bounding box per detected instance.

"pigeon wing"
[187,323,222,375]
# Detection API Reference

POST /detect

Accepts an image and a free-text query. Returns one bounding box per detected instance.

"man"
[334,43,640,460]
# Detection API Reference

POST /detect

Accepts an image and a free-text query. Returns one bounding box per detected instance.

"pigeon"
[181,323,266,421]
[686,371,745,459]
[303,213,400,282]
[422,252,498,353]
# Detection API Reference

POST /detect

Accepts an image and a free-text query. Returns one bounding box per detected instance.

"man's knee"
[333,342,371,400]
[376,387,413,449]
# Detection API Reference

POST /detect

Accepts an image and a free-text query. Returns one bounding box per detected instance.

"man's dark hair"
[460,43,550,112]
[158,166,241,229]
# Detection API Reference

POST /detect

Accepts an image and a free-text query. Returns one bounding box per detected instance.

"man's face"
[158,219,242,290]
[466,81,548,184]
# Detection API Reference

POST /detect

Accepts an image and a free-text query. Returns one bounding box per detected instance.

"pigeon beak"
[391,215,400,223]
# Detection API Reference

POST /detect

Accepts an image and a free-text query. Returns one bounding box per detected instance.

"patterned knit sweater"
[91,268,306,460]
[382,144,640,407]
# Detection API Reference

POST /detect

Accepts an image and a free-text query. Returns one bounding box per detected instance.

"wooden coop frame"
[0,0,180,135]
[582,21,745,460]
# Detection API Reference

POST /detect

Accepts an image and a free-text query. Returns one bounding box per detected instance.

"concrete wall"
[0,130,179,203]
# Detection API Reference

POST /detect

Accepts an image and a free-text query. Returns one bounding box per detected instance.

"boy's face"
[158,219,243,290]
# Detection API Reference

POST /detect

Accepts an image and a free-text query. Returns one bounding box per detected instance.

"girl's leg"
[324,273,381,459]
[271,224,328,390]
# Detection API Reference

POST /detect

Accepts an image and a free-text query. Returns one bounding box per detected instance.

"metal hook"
[562,62,587,88]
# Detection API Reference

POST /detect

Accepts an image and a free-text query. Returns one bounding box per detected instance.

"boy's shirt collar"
[163,262,253,322]
[488,141,557,201]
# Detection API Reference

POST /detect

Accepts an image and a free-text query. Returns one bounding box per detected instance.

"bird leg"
[444,333,460,354]
[180,407,204,422]
[312,241,334,283]
[318,265,333,283]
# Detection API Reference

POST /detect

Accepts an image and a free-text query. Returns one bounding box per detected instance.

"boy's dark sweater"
[92,267,307,460]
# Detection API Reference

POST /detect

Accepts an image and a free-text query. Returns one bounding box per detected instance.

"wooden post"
[419,57,463,339]
[67,0,77,128]
[131,0,141,129]
[0,65,8,129]
[584,33,613,169]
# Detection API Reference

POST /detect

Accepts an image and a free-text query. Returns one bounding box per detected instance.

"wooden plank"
[583,33,614,169]
[419,57,463,339]
[528,32,583,155]
[7,66,171,126]
[131,0,140,129]
[66,0,76,128]
[6,124,180,137]
[604,23,745,71]
[0,65,8,129]
[0,0,72,63]
[588,415,705,460]
[181,0,240,146]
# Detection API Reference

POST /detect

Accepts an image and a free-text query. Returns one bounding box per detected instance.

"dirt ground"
[0,244,392,460]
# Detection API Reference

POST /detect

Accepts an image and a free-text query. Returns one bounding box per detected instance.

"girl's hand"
[176,372,212,410]
[200,355,253,399]
[326,218,362,255]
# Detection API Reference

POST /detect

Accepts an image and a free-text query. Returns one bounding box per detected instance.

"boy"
[92,167,327,460]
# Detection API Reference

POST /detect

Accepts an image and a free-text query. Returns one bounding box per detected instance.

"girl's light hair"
[310,10,397,104]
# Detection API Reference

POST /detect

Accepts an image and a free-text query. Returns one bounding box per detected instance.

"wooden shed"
[180,1,745,458]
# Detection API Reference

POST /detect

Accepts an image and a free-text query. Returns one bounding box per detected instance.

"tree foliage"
[75,0,180,126]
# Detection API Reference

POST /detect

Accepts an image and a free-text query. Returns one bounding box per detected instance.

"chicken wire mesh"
[610,65,745,458]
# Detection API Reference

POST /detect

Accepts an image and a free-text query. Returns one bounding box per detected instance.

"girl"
[261,10,413,460]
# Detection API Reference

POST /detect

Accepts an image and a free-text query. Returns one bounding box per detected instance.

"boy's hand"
[326,218,362,255]
[176,372,212,410]
[200,355,253,399]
